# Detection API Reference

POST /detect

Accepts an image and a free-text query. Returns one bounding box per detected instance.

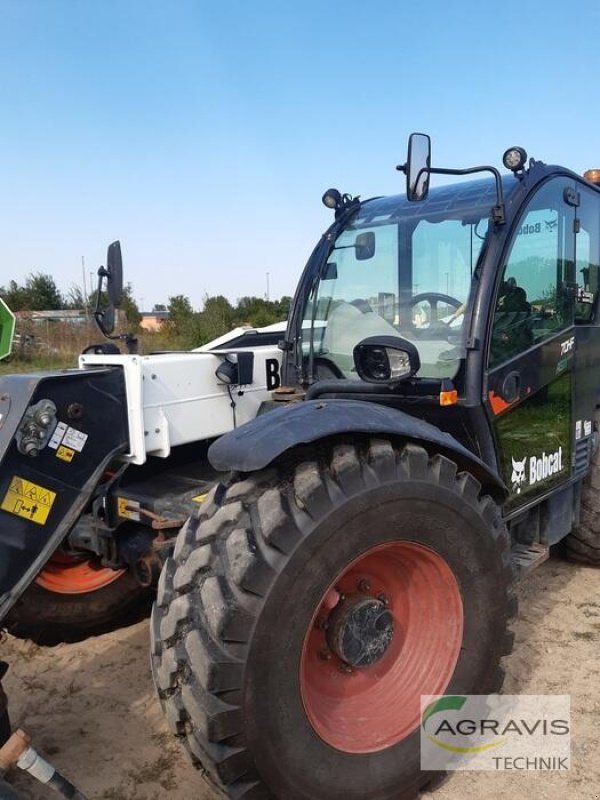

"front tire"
[152,439,516,800]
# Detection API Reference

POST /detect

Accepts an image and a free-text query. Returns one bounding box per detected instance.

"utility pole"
[266,272,270,302]
[81,256,88,308]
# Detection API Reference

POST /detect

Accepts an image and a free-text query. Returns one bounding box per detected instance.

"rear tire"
[7,570,151,645]
[152,439,516,800]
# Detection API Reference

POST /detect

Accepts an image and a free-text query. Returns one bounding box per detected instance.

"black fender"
[209,399,507,500]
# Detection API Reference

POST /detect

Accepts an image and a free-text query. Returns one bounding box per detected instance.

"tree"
[167,295,194,333]
[65,284,86,310]
[24,273,63,310]
[120,283,141,329]
[0,280,29,311]
[233,295,288,328]
[198,295,235,341]
[0,273,63,311]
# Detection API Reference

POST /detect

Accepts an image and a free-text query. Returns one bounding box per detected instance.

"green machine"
[0,299,15,362]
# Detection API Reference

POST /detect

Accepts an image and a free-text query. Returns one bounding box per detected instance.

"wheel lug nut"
[358,578,370,593]
[315,617,329,631]
[319,648,332,661]
[377,592,390,607]
[339,663,353,674]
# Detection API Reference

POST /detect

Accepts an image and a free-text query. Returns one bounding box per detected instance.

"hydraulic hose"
[0,730,88,800]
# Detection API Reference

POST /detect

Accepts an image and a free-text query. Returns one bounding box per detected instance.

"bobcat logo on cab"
[511,457,527,494]
[510,448,564,495]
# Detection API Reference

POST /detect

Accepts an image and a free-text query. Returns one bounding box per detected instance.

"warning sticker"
[1,476,57,525]
[56,445,75,463]
[192,493,208,504]
[63,428,88,453]
[48,423,88,453]
[48,421,68,450]
[117,497,141,521]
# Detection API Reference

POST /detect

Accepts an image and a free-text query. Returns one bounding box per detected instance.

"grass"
[573,630,598,641]
[0,322,202,377]
[0,356,75,375]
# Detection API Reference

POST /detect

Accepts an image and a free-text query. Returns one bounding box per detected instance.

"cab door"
[486,177,576,509]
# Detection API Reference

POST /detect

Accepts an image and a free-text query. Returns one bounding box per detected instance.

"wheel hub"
[301,541,464,753]
[327,596,394,667]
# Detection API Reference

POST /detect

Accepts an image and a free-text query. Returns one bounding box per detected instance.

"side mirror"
[355,231,376,260]
[106,241,123,308]
[94,240,123,337]
[406,133,431,202]
[95,303,115,337]
[353,335,420,384]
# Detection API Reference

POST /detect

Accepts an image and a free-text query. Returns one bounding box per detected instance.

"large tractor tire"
[7,554,151,645]
[566,411,600,564]
[152,439,516,800]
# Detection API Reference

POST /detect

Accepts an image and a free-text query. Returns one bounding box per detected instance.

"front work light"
[322,188,342,210]
[353,336,420,385]
[215,356,239,385]
[502,147,528,173]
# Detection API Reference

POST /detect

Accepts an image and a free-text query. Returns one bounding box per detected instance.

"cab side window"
[490,179,575,367]
[575,186,600,325]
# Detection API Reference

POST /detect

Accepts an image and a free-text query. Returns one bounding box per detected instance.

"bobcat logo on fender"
[511,447,564,495]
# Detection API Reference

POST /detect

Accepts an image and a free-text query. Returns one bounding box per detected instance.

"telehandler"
[1,134,600,799]
[151,135,600,799]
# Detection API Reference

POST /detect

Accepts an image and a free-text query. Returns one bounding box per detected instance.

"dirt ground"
[2,557,599,800]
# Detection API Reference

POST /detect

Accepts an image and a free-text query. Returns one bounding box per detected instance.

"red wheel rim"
[300,541,463,753]
[36,552,125,595]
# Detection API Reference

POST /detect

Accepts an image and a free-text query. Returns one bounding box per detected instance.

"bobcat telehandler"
[1,134,600,799]
[149,136,600,799]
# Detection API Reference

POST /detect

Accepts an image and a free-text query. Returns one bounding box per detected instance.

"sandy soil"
[2,557,599,800]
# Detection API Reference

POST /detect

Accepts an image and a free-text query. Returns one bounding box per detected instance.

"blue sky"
[2,0,600,310]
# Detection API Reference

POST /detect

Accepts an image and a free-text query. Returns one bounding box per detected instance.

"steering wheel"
[407,292,464,336]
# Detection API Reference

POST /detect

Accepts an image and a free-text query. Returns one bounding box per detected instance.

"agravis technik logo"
[421,694,570,772]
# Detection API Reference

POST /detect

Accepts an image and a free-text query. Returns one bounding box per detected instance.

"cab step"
[511,543,550,577]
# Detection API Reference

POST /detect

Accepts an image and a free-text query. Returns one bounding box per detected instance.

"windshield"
[302,178,508,381]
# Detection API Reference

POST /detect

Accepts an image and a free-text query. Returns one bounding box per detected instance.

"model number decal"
[1,476,57,525]
[560,337,574,356]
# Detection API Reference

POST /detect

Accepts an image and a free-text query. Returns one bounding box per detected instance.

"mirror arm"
[428,165,506,225]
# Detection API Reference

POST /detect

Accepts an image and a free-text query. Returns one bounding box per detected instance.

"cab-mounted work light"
[502,147,528,173]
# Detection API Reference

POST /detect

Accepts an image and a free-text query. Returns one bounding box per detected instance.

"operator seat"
[491,278,533,362]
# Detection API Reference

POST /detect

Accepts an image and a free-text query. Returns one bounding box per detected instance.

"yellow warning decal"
[1,476,57,526]
[56,445,75,463]
[192,493,208,504]
[117,497,129,518]
[117,497,141,521]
